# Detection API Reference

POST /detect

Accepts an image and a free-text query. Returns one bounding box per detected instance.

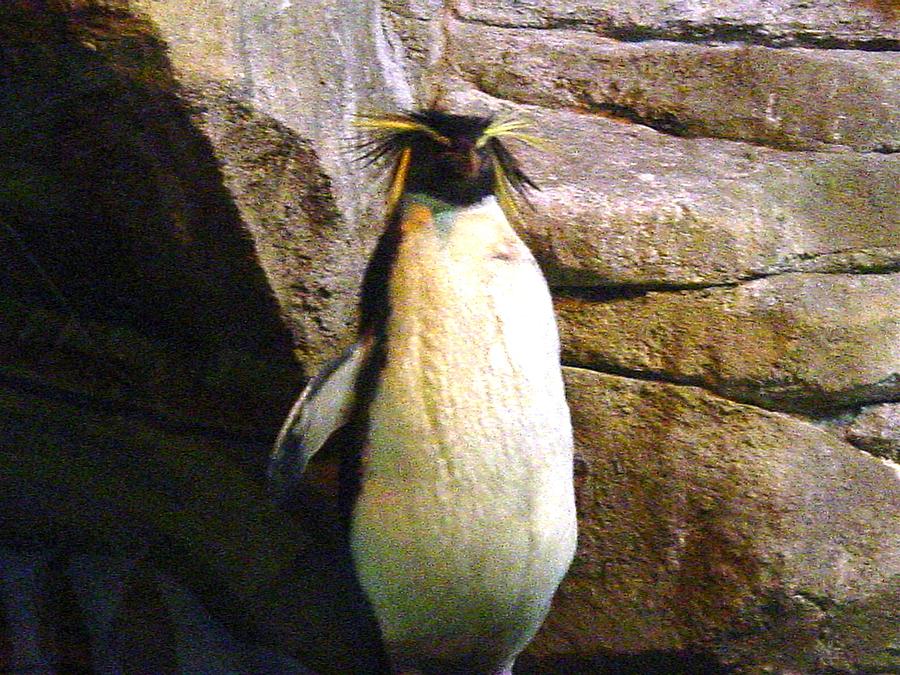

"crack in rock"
[561,361,900,420]
[448,7,900,52]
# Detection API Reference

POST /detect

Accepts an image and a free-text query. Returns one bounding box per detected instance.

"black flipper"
[268,339,372,503]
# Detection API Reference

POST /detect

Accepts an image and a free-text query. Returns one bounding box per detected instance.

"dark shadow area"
[0,3,387,673]
[518,649,733,674]
[0,1,305,445]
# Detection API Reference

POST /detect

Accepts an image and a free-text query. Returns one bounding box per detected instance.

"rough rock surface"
[847,403,900,461]
[1,0,898,673]
[129,0,415,368]
[547,367,900,674]
[556,273,900,414]
[452,0,900,47]
[437,86,900,288]
[447,21,900,152]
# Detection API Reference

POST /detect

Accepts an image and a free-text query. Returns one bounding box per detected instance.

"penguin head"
[355,108,543,215]
[403,111,494,201]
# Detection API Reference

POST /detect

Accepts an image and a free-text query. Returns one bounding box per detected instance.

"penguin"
[269,109,577,675]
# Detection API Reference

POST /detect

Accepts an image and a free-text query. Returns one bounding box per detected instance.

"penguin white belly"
[350,197,577,668]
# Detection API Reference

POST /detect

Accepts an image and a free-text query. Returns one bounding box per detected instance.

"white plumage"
[271,110,576,674]
[352,195,576,673]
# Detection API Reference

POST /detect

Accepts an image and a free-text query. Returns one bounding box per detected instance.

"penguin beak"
[442,142,482,180]
[448,149,481,179]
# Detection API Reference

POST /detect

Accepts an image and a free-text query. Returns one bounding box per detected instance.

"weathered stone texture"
[124,0,414,369]
[440,86,900,287]
[448,21,900,152]
[453,0,900,46]
[552,367,900,673]
[847,403,900,461]
[556,273,900,414]
[2,0,899,673]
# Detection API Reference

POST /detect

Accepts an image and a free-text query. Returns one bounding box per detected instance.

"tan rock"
[555,273,900,413]
[453,0,900,45]
[440,86,900,287]
[847,403,900,461]
[527,367,900,672]
[446,21,900,152]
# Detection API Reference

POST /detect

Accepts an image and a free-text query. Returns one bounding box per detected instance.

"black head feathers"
[354,109,542,216]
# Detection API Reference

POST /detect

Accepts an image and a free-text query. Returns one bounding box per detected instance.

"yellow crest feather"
[386,146,412,218]
[492,156,521,221]
[478,116,551,151]
[353,114,451,146]
[354,109,542,221]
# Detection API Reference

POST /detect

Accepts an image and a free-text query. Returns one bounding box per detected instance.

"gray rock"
[130,0,421,367]
[847,403,900,461]
[382,0,447,91]
[531,367,900,673]
[446,20,900,152]
[439,85,900,287]
[180,83,366,369]
[555,273,900,414]
[453,0,900,47]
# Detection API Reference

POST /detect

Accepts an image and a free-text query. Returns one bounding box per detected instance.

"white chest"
[350,197,576,663]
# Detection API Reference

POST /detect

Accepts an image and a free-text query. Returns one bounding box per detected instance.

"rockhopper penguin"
[269,109,577,674]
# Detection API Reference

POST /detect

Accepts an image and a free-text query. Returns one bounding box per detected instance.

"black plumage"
[355,109,538,209]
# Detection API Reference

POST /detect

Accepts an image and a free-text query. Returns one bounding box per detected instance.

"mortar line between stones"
[445,11,900,52]
[0,371,273,452]
[550,264,900,300]
[563,359,900,462]
[560,362,900,425]
[560,361,822,427]
[462,79,899,155]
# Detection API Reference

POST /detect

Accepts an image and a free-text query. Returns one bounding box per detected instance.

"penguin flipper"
[268,338,372,501]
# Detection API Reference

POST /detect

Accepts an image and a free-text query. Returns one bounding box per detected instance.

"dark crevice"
[562,363,900,421]
[449,10,900,52]
[0,371,273,453]
[563,360,708,392]
[870,143,900,155]
[847,441,900,464]
[553,285,652,302]
[782,249,900,274]
[602,23,900,53]
[517,648,734,674]
[793,591,834,614]
[576,96,694,139]
[550,262,900,299]
[551,275,766,299]
[550,276,758,297]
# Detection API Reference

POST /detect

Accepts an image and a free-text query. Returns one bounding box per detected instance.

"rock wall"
[1,0,898,673]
